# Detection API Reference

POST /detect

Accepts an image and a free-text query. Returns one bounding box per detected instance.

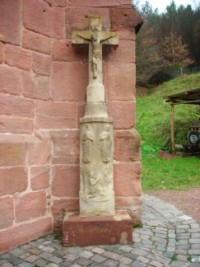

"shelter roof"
[165,88,200,105]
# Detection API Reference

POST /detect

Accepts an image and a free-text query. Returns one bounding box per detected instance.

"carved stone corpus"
[72,16,118,216]
[72,16,118,118]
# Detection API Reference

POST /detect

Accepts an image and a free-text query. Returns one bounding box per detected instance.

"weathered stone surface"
[0,217,52,254]
[0,42,4,63]
[25,134,51,166]
[66,7,110,37]
[0,0,21,45]
[68,0,131,6]
[23,0,65,38]
[31,166,50,191]
[5,45,32,71]
[35,101,77,129]
[0,93,34,118]
[15,191,47,222]
[51,130,79,164]
[51,62,87,101]
[108,101,135,129]
[52,198,79,229]
[52,39,87,62]
[22,71,51,101]
[62,212,133,246]
[116,196,143,224]
[114,129,141,162]
[105,64,136,101]
[32,53,52,76]
[0,65,21,95]
[104,40,135,63]
[0,135,26,166]
[0,168,27,196]
[0,197,14,229]
[110,8,143,36]
[22,29,52,55]
[114,162,141,196]
[52,166,79,197]
[0,116,33,134]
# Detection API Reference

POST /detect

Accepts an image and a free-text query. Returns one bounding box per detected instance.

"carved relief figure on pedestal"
[99,125,112,163]
[82,125,94,163]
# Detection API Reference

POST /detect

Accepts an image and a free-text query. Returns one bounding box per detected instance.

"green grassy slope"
[136,73,200,191]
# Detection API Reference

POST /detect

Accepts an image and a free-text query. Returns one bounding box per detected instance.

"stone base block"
[62,211,133,247]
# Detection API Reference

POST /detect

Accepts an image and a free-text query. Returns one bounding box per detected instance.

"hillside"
[136,73,200,191]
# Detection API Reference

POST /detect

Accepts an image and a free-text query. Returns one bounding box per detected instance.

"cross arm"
[72,31,91,44]
[101,32,119,46]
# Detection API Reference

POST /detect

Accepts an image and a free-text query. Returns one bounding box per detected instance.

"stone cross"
[72,16,118,103]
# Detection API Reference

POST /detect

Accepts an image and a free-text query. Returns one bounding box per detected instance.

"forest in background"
[133,0,200,86]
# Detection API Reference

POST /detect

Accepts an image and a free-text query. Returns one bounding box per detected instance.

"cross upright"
[72,16,118,103]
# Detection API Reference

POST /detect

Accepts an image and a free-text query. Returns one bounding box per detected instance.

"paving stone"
[8,255,23,265]
[50,256,63,264]
[103,259,118,267]
[34,258,48,267]
[18,263,34,267]
[79,250,94,259]
[170,261,188,267]
[75,256,92,266]
[91,254,107,263]
[131,260,147,267]
[92,247,105,254]
[25,255,39,262]
[188,263,200,267]
[149,261,164,267]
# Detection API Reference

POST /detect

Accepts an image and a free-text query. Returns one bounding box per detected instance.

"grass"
[136,73,200,191]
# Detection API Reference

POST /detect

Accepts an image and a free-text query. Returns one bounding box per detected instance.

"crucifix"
[72,16,118,104]
[72,16,119,216]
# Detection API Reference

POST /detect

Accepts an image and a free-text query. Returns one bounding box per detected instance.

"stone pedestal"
[80,117,115,216]
[62,211,133,247]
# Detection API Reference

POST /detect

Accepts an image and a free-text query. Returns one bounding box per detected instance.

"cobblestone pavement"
[1,194,200,267]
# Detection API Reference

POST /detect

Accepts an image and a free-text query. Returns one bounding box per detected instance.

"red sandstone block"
[68,0,131,7]
[15,191,47,222]
[22,71,51,101]
[66,7,110,37]
[22,29,51,55]
[0,42,4,63]
[108,101,135,129]
[0,197,14,229]
[0,65,21,95]
[32,52,52,76]
[62,212,133,246]
[0,116,33,134]
[104,40,135,63]
[0,135,26,166]
[114,129,141,162]
[114,162,141,196]
[0,167,27,197]
[53,0,68,7]
[52,166,79,197]
[5,45,32,71]
[23,0,65,38]
[105,63,136,101]
[0,93,34,118]
[110,7,143,36]
[51,62,87,101]
[0,217,52,254]
[25,134,51,166]
[116,196,143,224]
[31,166,50,191]
[51,130,79,164]
[77,103,85,121]
[35,101,77,129]
[52,198,79,228]
[52,39,87,62]
[0,0,21,45]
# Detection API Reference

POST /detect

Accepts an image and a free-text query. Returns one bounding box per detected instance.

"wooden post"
[171,103,175,155]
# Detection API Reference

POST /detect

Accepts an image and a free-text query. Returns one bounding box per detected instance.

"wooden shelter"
[165,88,200,154]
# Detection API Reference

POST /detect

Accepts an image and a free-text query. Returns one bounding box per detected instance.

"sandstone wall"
[0,0,142,253]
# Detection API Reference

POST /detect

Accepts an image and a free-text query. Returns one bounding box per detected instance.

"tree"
[162,32,193,71]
